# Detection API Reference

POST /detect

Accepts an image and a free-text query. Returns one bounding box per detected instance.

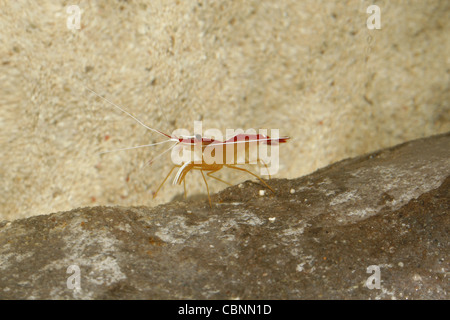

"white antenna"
[84,85,176,140]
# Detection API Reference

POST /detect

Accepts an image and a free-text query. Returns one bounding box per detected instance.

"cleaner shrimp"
[86,87,289,207]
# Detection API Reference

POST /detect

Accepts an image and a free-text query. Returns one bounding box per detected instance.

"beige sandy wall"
[1,0,449,220]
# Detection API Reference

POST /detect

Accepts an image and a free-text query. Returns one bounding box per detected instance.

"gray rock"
[0,133,448,299]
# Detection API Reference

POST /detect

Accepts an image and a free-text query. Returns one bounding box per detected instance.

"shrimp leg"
[224,164,275,193]
[153,165,178,199]
[206,168,233,186]
[200,170,212,207]
[258,159,271,179]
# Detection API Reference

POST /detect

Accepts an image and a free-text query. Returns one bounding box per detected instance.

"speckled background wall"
[1,0,449,220]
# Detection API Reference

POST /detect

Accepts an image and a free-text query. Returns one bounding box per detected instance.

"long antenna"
[139,141,180,171]
[84,85,174,140]
[99,139,174,155]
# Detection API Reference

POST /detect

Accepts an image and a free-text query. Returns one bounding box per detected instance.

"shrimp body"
[166,133,290,206]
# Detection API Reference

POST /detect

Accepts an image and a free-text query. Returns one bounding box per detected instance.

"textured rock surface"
[0,133,448,299]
